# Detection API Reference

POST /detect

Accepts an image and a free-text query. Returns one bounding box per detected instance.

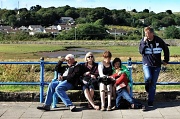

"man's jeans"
[44,80,74,107]
[116,88,134,108]
[143,65,161,103]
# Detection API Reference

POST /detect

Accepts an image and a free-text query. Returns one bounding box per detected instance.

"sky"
[1,0,180,13]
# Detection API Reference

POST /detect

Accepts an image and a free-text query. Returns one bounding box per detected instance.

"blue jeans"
[143,65,161,103]
[116,88,134,108]
[44,80,74,107]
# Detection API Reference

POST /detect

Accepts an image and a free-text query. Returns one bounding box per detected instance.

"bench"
[50,66,133,108]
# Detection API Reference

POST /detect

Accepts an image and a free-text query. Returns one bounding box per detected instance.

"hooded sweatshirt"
[139,35,169,67]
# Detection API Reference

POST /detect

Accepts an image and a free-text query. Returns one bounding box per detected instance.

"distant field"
[0,44,66,60]
[0,41,180,62]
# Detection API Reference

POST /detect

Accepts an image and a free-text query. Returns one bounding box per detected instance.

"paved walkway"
[0,101,179,119]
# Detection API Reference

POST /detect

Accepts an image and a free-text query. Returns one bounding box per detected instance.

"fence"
[0,57,180,103]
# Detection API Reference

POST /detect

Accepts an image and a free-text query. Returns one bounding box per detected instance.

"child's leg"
[107,84,112,108]
[126,85,131,94]
[99,83,106,110]
[112,83,116,99]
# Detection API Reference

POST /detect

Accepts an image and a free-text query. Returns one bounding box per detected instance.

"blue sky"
[1,0,180,13]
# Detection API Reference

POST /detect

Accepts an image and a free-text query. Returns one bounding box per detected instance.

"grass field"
[0,41,180,92]
[0,41,180,61]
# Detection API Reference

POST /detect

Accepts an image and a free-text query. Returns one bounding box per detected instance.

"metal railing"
[0,57,180,103]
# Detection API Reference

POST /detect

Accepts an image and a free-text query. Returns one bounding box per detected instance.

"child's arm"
[115,73,128,86]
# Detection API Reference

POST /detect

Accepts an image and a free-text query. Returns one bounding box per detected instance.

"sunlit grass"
[0,44,66,59]
[0,85,43,92]
[0,44,66,53]
[133,85,180,92]
[0,41,180,61]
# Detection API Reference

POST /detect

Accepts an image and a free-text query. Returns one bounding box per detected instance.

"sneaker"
[37,105,50,111]
[111,106,117,110]
[148,102,153,108]
[69,105,76,112]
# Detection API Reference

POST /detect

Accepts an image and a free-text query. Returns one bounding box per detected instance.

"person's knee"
[145,75,152,81]
[55,86,64,92]
[100,90,105,93]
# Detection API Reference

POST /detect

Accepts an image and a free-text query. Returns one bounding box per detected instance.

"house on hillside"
[59,17,75,24]
[18,26,28,31]
[107,29,128,35]
[139,19,145,24]
[58,24,73,31]
[29,28,44,35]
[0,25,12,30]
[0,25,18,34]
[28,25,44,35]
[43,28,59,35]
[45,25,62,31]
[28,25,44,31]
[6,29,20,34]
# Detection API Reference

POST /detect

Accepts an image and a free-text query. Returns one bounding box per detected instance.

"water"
[38,48,104,58]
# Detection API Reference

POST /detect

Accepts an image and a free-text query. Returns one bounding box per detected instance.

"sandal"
[101,106,106,111]
[106,106,112,111]
[93,105,100,110]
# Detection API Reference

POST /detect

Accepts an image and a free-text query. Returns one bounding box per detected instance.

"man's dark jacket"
[54,60,83,87]
[139,35,169,67]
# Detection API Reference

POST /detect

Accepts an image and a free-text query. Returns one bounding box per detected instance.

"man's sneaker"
[37,105,50,111]
[69,105,76,112]
[148,102,153,108]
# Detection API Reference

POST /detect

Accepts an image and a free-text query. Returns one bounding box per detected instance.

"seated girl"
[111,58,143,109]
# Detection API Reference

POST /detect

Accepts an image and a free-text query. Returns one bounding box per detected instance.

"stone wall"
[0,91,179,102]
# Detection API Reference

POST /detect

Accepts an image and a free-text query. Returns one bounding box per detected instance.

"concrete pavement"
[0,101,180,119]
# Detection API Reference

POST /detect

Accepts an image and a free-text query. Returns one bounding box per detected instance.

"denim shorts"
[82,84,95,91]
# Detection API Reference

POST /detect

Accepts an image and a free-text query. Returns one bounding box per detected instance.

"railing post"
[40,57,45,103]
[127,57,133,97]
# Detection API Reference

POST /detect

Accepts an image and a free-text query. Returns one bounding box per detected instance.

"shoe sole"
[37,107,50,111]
[70,106,76,112]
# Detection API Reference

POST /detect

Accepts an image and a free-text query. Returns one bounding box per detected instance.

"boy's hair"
[112,57,122,68]
[103,51,112,58]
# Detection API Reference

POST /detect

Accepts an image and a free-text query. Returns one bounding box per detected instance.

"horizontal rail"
[1,61,180,65]
[0,82,179,85]
[0,82,49,85]
[133,82,180,85]
[0,59,180,103]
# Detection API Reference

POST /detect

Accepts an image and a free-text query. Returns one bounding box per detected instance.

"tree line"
[0,5,180,40]
[1,5,180,28]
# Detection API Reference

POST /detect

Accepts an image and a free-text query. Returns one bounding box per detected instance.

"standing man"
[37,54,83,111]
[139,26,169,107]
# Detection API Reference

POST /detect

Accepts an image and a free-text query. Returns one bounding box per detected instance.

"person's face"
[86,55,94,62]
[65,57,75,66]
[104,57,111,63]
[145,30,154,40]
[114,62,120,69]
